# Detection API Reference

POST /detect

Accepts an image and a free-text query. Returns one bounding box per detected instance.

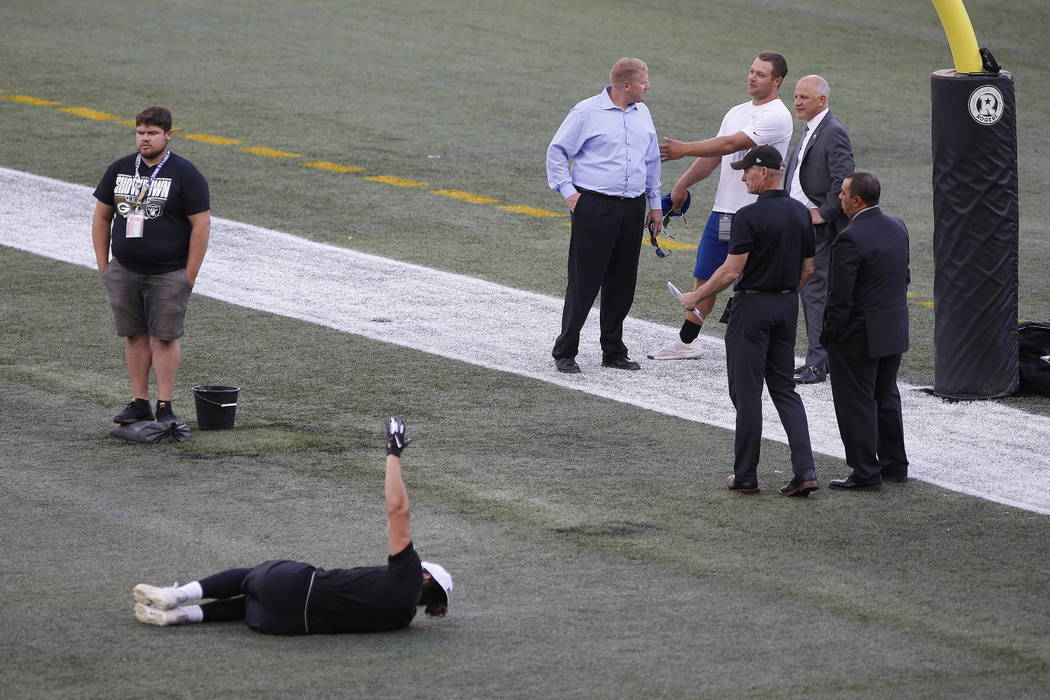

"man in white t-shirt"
[649,51,793,360]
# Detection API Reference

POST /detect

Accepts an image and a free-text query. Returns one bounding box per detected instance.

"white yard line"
[3,166,1049,513]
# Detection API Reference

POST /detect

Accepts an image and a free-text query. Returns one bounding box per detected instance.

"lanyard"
[132,150,172,205]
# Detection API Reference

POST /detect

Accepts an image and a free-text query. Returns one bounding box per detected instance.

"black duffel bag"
[110,420,191,443]
[1018,322,1050,396]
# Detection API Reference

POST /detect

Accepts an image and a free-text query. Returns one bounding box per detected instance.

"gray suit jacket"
[784,111,855,237]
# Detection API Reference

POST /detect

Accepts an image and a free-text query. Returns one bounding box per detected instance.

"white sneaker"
[132,583,181,610]
[646,338,703,360]
[134,603,189,626]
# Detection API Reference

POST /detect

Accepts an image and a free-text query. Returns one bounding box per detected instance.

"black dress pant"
[826,334,909,483]
[552,190,645,361]
[725,292,816,485]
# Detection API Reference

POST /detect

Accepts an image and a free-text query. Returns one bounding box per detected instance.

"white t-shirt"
[711,98,793,213]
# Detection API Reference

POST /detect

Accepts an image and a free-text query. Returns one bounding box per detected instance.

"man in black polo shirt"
[680,145,819,496]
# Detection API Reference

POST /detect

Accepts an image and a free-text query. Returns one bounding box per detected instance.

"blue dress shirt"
[546,86,661,211]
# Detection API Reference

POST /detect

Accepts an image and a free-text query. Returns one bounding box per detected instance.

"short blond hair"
[610,57,648,86]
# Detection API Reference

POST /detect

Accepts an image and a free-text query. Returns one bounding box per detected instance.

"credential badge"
[968,85,1004,126]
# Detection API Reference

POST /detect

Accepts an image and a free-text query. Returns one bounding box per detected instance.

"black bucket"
[192,385,240,430]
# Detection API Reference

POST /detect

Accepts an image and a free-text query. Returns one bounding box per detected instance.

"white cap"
[421,561,453,603]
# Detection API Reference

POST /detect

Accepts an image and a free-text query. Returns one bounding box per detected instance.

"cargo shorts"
[101,258,193,341]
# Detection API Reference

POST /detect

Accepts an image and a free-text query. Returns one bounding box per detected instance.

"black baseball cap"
[730,145,784,171]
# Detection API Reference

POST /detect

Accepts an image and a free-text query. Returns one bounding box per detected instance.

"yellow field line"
[183,133,242,145]
[430,189,500,204]
[301,160,366,173]
[240,146,302,158]
[365,175,428,187]
[498,205,565,218]
[4,94,60,106]
[58,107,120,121]
[650,236,696,251]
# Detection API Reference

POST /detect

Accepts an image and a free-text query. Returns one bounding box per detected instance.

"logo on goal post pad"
[968,85,1004,126]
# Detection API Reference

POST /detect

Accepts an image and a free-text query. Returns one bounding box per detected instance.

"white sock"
[176,581,204,603]
[180,605,204,623]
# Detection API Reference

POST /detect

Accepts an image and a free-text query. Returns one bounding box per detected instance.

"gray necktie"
[788,124,809,182]
[794,124,809,161]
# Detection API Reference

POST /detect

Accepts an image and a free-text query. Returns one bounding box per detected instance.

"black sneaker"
[155,400,178,424]
[114,399,154,424]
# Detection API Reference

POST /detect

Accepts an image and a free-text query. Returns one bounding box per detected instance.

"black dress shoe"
[778,474,819,497]
[882,472,909,483]
[793,365,827,384]
[828,476,883,492]
[601,355,641,371]
[724,474,760,494]
[555,357,581,374]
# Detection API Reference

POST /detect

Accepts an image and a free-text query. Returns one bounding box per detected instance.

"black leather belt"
[576,187,644,201]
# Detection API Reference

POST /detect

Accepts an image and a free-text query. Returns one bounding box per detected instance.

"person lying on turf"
[131,417,453,634]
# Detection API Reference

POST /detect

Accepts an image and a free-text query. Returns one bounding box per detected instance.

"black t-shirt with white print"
[93,152,210,275]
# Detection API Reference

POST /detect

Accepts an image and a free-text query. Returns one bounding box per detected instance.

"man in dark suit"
[784,75,855,384]
[823,173,910,491]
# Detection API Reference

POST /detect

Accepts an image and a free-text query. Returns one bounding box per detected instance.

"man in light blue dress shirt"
[546,57,663,374]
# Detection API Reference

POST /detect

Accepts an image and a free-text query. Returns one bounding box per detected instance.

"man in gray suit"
[784,75,855,384]
[822,173,910,491]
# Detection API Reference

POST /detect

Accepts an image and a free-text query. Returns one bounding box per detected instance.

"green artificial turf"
[2,0,1050,696]
[4,250,1050,698]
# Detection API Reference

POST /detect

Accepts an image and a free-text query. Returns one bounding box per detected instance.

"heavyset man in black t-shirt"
[92,105,211,425]
[679,145,819,497]
[131,418,454,633]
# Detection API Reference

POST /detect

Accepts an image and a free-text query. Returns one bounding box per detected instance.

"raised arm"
[384,417,413,557]
[660,130,756,162]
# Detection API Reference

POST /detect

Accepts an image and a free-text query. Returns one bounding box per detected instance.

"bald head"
[799,75,829,98]
[793,74,830,122]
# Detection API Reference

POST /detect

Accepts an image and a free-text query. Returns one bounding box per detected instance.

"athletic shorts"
[101,258,193,341]
[693,211,734,280]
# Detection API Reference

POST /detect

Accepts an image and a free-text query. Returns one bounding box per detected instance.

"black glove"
[385,417,412,456]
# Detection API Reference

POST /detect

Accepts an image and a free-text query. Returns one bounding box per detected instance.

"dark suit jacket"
[784,111,855,237]
[821,206,910,358]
